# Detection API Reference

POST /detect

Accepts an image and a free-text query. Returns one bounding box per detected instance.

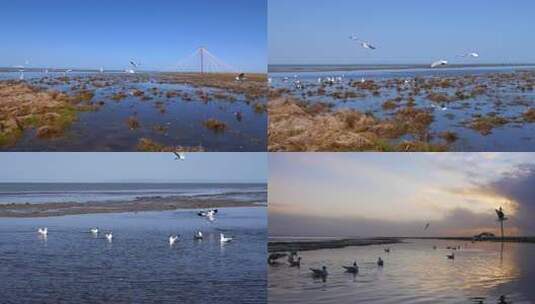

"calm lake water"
[0,71,266,151]
[271,66,535,151]
[0,183,267,204]
[0,207,267,303]
[269,239,535,304]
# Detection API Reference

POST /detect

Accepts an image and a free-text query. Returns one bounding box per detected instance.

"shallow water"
[268,239,535,304]
[1,72,266,151]
[0,207,267,303]
[271,67,535,151]
[0,182,267,204]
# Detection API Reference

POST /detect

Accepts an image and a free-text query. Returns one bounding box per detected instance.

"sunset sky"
[269,153,535,237]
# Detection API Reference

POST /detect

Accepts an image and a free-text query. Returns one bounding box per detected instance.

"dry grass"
[203,119,227,132]
[467,115,509,135]
[268,97,444,152]
[522,108,535,122]
[0,82,77,146]
[126,116,140,130]
[137,138,205,152]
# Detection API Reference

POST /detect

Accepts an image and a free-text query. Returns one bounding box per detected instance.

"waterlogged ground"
[268,239,535,304]
[270,67,535,151]
[0,207,267,303]
[0,71,267,151]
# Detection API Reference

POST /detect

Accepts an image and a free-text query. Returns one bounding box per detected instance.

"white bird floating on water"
[169,235,179,246]
[90,228,99,235]
[220,233,233,243]
[194,231,203,240]
[38,228,48,236]
[100,67,104,73]
[173,152,185,161]
[105,232,113,242]
[431,60,448,68]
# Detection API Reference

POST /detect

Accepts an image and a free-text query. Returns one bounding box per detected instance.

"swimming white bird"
[194,231,203,240]
[37,228,48,236]
[100,67,104,73]
[19,70,24,80]
[125,69,135,74]
[169,235,179,246]
[44,69,49,74]
[431,60,448,68]
[173,152,185,161]
[220,233,233,243]
[105,232,113,242]
[90,228,99,235]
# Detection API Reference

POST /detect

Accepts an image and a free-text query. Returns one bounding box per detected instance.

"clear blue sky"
[0,0,266,72]
[269,0,535,65]
[0,153,267,183]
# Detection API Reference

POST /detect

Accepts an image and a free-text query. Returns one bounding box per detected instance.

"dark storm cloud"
[483,163,535,233]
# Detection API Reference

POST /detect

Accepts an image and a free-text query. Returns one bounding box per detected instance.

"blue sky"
[269,0,535,65]
[0,153,267,183]
[0,0,266,72]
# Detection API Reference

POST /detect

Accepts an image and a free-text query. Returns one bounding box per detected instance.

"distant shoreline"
[0,195,266,218]
[268,238,402,252]
[400,236,535,243]
[268,63,535,73]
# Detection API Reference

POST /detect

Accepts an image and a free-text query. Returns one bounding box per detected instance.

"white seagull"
[105,232,113,242]
[90,227,99,235]
[349,35,377,50]
[431,60,448,68]
[460,52,479,58]
[194,231,203,240]
[169,235,179,246]
[220,233,233,243]
[37,228,48,236]
[173,152,185,161]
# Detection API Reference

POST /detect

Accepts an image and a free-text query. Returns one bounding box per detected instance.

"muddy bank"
[0,195,264,218]
[268,97,446,152]
[268,238,402,253]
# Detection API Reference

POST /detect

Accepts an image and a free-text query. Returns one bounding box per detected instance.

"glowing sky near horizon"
[269,153,535,237]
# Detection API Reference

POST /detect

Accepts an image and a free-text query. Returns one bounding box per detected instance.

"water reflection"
[268,239,534,303]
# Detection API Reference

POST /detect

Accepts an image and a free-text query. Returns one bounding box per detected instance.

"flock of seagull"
[35,208,234,246]
[270,244,468,281]
[348,33,480,68]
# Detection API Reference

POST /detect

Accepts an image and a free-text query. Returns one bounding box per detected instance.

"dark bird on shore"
[447,253,455,260]
[433,245,437,250]
[310,266,328,278]
[268,253,288,265]
[289,257,301,268]
[343,261,359,273]
[384,248,391,253]
[377,257,384,267]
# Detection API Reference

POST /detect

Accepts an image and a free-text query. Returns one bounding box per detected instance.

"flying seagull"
[424,223,430,230]
[236,73,246,81]
[173,152,185,161]
[431,60,448,68]
[130,60,139,68]
[460,52,479,58]
[349,35,377,50]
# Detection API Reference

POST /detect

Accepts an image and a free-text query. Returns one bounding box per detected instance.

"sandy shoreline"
[0,195,266,218]
[268,238,401,252]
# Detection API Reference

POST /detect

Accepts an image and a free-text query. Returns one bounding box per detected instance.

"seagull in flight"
[431,60,448,68]
[459,52,479,58]
[173,152,185,161]
[349,35,377,50]
[424,223,430,230]
[130,60,139,68]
